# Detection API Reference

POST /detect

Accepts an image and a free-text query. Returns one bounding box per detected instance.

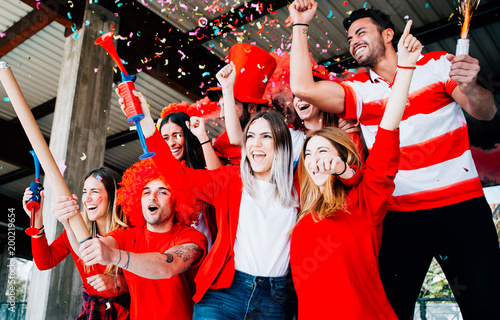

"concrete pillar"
[26,4,119,319]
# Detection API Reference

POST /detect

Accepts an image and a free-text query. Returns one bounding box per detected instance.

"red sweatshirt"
[290,127,400,319]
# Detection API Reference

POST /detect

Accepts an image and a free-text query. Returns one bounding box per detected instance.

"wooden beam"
[10,97,55,125]
[0,9,57,57]
[21,0,85,30]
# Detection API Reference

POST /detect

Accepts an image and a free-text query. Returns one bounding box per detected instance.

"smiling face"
[218,96,244,120]
[293,96,322,122]
[304,135,340,192]
[161,121,186,161]
[245,117,275,182]
[141,179,175,231]
[347,17,387,68]
[82,176,109,223]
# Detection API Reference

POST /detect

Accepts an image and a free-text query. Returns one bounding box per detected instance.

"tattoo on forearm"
[123,251,130,269]
[162,253,174,263]
[164,243,203,271]
[302,28,307,34]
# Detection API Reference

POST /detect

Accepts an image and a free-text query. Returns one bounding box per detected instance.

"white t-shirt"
[233,179,297,277]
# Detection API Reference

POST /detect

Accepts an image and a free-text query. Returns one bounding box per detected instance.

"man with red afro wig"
[80,159,208,320]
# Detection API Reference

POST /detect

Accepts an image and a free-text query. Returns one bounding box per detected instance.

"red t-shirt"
[290,127,400,319]
[31,230,129,319]
[108,223,207,320]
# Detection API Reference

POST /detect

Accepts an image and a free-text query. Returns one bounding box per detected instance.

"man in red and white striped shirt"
[289,1,500,319]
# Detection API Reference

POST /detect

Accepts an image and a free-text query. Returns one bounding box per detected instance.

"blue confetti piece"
[136,31,141,37]
[202,72,210,77]
[425,3,429,8]
[364,2,368,8]
[85,20,90,26]
[117,2,123,7]
[439,255,448,260]
[3,97,10,102]
[327,10,333,18]
[67,12,72,19]
[263,75,268,83]
[213,26,220,35]
[239,12,243,18]
[73,33,79,40]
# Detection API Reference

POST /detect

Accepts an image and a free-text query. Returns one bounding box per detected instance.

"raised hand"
[288,0,318,25]
[52,195,79,228]
[216,62,236,91]
[446,54,480,96]
[188,116,209,142]
[397,20,422,67]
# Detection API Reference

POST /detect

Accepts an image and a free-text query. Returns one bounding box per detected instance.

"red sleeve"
[146,130,237,206]
[171,227,209,268]
[339,83,358,119]
[31,230,71,270]
[338,165,362,188]
[106,228,129,250]
[355,127,400,225]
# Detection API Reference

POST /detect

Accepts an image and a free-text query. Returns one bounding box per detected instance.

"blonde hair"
[83,168,129,275]
[298,127,361,222]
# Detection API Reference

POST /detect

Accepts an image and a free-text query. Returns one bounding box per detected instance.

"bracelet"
[397,65,416,69]
[333,161,348,176]
[36,229,45,237]
[113,274,117,294]
[200,139,211,146]
[292,23,309,27]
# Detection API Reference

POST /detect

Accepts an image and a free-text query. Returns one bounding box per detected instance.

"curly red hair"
[117,159,202,227]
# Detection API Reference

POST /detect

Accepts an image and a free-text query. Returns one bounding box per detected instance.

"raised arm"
[188,116,223,170]
[289,0,345,114]
[447,55,496,120]
[80,237,204,280]
[379,20,421,130]
[51,195,84,258]
[217,62,243,146]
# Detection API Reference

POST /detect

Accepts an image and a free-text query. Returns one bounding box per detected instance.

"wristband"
[200,139,211,146]
[333,161,348,176]
[397,65,416,69]
[292,23,309,27]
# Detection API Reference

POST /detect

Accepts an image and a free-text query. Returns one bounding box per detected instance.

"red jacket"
[147,130,244,302]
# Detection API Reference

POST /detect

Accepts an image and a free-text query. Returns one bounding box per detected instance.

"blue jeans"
[193,270,297,320]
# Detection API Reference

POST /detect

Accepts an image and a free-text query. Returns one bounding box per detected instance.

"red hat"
[207,43,277,104]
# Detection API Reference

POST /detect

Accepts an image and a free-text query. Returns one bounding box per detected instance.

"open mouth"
[87,205,97,211]
[298,104,310,111]
[148,204,159,213]
[171,147,182,156]
[354,45,367,57]
[252,151,266,162]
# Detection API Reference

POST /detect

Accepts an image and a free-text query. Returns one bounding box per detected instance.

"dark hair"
[343,8,394,33]
[290,95,338,132]
[159,112,206,169]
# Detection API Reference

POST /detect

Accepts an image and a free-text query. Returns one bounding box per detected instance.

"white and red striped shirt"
[341,51,484,212]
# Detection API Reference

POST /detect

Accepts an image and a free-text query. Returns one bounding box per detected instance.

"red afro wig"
[117,159,202,228]
[160,97,219,120]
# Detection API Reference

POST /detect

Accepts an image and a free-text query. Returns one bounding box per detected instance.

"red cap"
[207,43,277,104]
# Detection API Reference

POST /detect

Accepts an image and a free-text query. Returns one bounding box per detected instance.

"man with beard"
[289,1,500,320]
[79,159,208,320]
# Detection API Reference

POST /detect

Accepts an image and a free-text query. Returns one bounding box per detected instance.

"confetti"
[262,75,268,83]
[58,160,67,175]
[327,10,333,18]
[94,68,99,73]
[96,175,103,182]
[202,72,210,77]
[80,153,87,161]
[457,115,466,125]
[3,97,10,102]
